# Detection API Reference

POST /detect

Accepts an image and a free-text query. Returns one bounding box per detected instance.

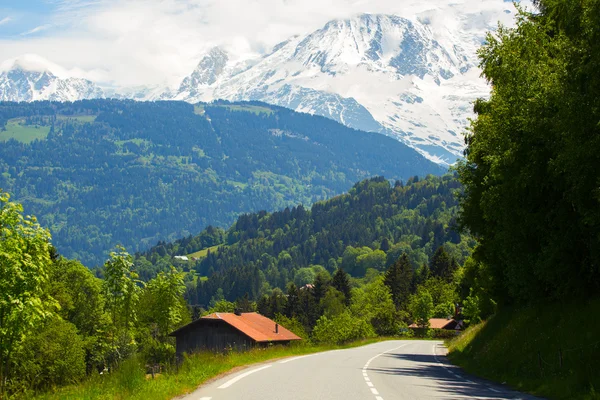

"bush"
[17,318,86,389]
[312,311,375,345]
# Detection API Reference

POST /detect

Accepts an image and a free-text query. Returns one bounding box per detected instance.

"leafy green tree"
[294,267,316,287]
[457,0,600,302]
[0,193,57,395]
[312,311,375,345]
[47,257,108,372]
[142,266,188,338]
[409,288,434,330]
[103,247,141,365]
[17,318,86,389]
[351,277,401,336]
[462,289,482,325]
[356,250,387,274]
[384,254,413,310]
[320,287,346,318]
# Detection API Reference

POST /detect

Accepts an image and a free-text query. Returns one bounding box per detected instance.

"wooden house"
[169,312,301,355]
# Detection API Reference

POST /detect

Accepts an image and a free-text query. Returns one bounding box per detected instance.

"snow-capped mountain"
[0,55,103,102]
[171,14,489,164]
[0,11,501,164]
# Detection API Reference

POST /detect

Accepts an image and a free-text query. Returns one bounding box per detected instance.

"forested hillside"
[137,174,473,307]
[1,175,471,397]
[0,99,443,265]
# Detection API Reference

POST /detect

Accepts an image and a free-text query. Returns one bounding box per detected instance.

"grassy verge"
[33,338,393,400]
[447,299,600,400]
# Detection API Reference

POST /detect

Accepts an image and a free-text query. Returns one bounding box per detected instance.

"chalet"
[409,318,464,331]
[169,312,301,355]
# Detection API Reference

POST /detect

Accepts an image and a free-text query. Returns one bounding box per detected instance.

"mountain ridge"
[0,12,499,164]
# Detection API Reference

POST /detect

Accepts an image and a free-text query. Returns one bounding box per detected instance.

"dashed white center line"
[199,397,212,400]
[362,343,410,400]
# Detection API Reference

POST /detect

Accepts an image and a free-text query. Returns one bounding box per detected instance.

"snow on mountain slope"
[0,55,103,102]
[172,14,490,164]
[0,7,509,164]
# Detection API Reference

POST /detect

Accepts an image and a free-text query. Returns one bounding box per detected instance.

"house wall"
[174,319,255,355]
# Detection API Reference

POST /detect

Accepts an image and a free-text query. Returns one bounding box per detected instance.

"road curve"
[182,340,540,400]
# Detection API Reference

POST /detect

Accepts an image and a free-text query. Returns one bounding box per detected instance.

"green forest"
[0,99,443,266]
[1,175,475,398]
[1,0,600,398]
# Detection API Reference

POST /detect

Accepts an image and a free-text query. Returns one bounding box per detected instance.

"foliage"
[0,99,443,267]
[457,0,600,303]
[409,288,434,330]
[16,318,86,390]
[177,175,471,306]
[312,312,375,345]
[0,192,56,396]
[448,299,600,399]
[32,339,388,400]
[384,253,413,311]
[462,289,482,325]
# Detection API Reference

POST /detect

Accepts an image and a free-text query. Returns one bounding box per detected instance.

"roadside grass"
[32,338,394,400]
[447,298,600,400]
[0,119,50,143]
[186,245,220,260]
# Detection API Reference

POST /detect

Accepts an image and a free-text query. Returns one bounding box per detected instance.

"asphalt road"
[183,340,540,400]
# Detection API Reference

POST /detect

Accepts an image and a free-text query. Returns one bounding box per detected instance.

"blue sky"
[0,1,58,38]
[0,0,524,86]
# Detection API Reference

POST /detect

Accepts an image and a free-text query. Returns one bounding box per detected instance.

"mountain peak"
[177,47,229,97]
[1,54,66,78]
[0,54,103,102]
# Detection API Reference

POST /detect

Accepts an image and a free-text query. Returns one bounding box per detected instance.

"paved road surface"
[182,340,540,400]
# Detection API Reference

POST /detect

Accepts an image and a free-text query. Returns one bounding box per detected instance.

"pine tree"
[383,253,413,310]
[313,272,330,304]
[380,238,391,252]
[331,268,351,306]
[429,246,454,282]
[285,283,300,317]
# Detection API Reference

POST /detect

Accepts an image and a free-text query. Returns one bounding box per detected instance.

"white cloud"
[0,17,12,26]
[0,0,529,87]
[20,24,52,36]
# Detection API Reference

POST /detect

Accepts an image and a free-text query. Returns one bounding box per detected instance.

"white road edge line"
[217,365,272,389]
[489,388,501,393]
[279,354,313,364]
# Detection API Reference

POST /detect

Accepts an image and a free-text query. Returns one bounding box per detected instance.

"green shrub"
[18,318,86,389]
[312,311,375,345]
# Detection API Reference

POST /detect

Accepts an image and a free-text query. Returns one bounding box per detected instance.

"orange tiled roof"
[409,318,458,329]
[202,312,302,342]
